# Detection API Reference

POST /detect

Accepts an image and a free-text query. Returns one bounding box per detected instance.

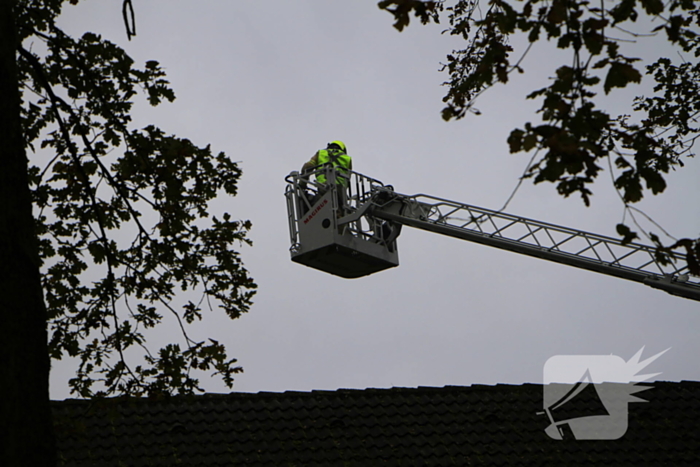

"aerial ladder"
[285,165,700,302]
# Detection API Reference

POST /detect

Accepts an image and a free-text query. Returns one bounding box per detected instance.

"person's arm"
[301,152,319,173]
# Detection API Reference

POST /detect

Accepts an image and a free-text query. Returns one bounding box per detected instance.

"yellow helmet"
[328,140,347,153]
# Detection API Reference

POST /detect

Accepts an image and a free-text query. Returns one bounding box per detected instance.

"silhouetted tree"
[1,1,256,464]
[379,0,700,275]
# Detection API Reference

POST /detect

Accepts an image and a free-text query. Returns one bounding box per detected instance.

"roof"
[52,381,700,466]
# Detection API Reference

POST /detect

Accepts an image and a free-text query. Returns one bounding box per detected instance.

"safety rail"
[285,165,388,249]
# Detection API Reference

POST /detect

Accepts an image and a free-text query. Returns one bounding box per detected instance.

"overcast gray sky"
[48,1,699,400]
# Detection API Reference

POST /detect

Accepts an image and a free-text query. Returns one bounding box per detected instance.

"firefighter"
[301,140,352,186]
[301,141,353,214]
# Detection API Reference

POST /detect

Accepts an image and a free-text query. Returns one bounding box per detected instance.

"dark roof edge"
[51,380,700,404]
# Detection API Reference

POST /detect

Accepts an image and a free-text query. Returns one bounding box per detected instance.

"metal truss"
[372,192,700,302]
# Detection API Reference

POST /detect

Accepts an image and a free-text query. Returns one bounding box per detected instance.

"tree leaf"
[640,0,664,15]
[604,62,642,94]
[508,129,524,153]
[616,223,639,244]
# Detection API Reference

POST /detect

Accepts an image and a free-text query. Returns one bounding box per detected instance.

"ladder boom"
[368,190,700,302]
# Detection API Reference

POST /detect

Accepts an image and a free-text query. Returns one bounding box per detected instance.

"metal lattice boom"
[370,191,700,302]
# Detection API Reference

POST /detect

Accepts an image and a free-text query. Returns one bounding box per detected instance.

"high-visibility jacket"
[316,148,351,185]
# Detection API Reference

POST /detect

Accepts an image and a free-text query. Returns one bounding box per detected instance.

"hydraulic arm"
[286,168,700,302]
